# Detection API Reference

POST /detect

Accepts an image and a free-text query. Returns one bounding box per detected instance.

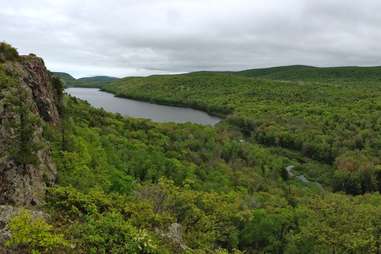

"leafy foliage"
[72,212,159,254]
[5,210,69,254]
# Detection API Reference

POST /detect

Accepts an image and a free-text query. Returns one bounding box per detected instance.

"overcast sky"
[1,0,381,78]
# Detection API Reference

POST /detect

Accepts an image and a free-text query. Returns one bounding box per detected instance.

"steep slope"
[0,43,61,206]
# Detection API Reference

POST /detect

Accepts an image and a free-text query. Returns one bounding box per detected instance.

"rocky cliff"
[0,43,61,207]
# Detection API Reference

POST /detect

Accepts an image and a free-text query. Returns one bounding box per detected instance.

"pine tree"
[12,89,40,168]
[51,76,66,151]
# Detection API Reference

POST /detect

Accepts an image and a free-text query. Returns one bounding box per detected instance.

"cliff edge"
[0,43,61,207]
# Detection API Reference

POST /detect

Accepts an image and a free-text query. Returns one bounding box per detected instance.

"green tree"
[286,194,379,253]
[240,208,295,253]
[72,212,159,254]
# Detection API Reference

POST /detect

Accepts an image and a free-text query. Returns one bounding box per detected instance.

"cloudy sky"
[1,0,381,78]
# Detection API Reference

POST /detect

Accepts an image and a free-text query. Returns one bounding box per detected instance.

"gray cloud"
[1,0,381,77]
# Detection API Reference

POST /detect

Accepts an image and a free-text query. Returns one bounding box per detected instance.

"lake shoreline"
[100,88,230,119]
[65,88,221,125]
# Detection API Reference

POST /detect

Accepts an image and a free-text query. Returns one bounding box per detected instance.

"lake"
[65,88,221,125]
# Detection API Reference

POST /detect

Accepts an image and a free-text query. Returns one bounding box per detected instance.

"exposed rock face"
[0,54,60,207]
[20,56,61,124]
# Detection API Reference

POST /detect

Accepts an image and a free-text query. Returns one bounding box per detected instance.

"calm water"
[65,88,221,125]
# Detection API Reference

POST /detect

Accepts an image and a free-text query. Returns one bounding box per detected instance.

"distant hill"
[236,65,381,82]
[74,76,119,88]
[54,65,381,89]
[52,72,76,86]
[52,72,119,88]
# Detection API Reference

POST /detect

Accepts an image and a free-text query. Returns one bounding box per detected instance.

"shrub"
[72,212,160,254]
[0,42,19,62]
[5,210,70,253]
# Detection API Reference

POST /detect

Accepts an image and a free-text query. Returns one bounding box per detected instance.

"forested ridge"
[2,42,381,253]
[52,72,118,88]
[237,65,381,82]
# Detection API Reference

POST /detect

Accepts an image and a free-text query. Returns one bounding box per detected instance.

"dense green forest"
[41,96,381,253]
[3,42,381,253]
[103,69,381,195]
